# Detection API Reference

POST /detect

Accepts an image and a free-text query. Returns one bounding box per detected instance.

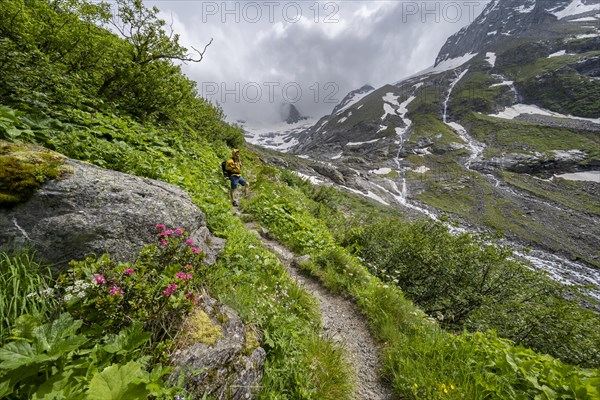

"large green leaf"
[103,323,150,355]
[0,340,37,369]
[86,361,149,400]
[31,370,83,400]
[33,313,87,357]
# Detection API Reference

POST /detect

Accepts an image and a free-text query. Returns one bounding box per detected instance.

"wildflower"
[176,271,193,280]
[93,274,106,284]
[124,268,135,276]
[163,284,177,296]
[191,246,201,254]
[109,286,124,296]
[185,238,194,246]
[450,384,455,390]
[184,264,193,270]
[161,239,167,247]
[155,223,166,231]
[175,228,183,235]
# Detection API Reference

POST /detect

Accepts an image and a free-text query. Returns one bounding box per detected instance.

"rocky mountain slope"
[257,0,600,277]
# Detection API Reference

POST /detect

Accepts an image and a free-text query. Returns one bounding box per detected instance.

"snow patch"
[398,53,477,83]
[412,166,430,173]
[489,104,600,124]
[335,89,374,114]
[487,30,497,35]
[292,171,324,184]
[570,16,598,21]
[370,167,392,175]
[331,152,343,160]
[548,50,567,57]
[572,33,600,39]
[378,125,388,132]
[555,171,600,182]
[346,138,381,146]
[357,104,364,109]
[244,118,317,152]
[381,102,395,120]
[551,0,599,19]
[485,52,497,67]
[490,80,514,87]
[383,92,400,105]
[338,117,347,123]
[515,3,535,13]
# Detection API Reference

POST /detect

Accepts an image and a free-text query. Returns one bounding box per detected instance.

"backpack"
[221,160,230,178]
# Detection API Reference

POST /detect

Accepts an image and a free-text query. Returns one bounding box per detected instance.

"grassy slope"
[0,104,354,399]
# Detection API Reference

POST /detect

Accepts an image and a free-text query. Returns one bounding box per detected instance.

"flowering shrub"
[58,224,206,345]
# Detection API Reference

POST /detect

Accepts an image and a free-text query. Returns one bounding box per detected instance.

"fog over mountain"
[148,1,491,124]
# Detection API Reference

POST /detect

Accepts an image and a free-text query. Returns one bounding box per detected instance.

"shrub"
[58,224,206,345]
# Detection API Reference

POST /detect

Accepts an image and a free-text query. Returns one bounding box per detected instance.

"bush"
[58,224,206,346]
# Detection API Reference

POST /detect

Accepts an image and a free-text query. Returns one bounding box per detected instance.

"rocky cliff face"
[331,84,375,115]
[0,158,225,269]
[433,0,586,65]
[282,103,307,124]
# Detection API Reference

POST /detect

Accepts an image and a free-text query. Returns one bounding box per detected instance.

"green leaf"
[33,313,86,356]
[103,323,150,355]
[0,379,13,397]
[86,362,149,400]
[0,341,36,369]
[31,370,77,400]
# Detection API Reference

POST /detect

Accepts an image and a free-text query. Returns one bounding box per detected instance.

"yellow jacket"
[225,158,241,176]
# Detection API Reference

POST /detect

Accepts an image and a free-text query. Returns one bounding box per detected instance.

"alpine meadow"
[0,0,599,399]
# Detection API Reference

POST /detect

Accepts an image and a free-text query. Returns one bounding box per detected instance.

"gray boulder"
[0,159,225,269]
[172,294,265,399]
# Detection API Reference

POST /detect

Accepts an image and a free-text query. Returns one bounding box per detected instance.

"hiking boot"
[232,200,238,207]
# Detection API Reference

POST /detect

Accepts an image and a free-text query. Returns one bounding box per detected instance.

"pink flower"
[155,223,166,231]
[176,272,193,281]
[159,230,174,237]
[185,238,194,246]
[175,228,183,235]
[161,239,167,247]
[109,286,124,296]
[124,268,135,276]
[184,264,193,270]
[186,292,199,304]
[162,284,177,297]
[191,246,201,254]
[93,274,106,284]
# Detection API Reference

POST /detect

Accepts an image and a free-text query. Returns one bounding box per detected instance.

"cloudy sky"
[146,1,491,125]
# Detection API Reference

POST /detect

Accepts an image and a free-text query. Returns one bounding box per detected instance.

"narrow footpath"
[244,219,394,400]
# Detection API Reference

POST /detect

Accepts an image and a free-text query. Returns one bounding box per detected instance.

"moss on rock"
[0,140,71,207]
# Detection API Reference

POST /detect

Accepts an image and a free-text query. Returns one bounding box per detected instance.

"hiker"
[224,148,249,206]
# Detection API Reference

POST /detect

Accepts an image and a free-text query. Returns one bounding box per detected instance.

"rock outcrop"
[172,294,266,400]
[0,158,225,269]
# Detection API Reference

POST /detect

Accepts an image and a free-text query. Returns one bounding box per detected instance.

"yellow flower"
[441,384,446,390]
[443,388,449,394]
[413,383,419,389]
[450,384,456,390]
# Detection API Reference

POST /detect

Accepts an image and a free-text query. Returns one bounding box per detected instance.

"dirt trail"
[245,220,394,400]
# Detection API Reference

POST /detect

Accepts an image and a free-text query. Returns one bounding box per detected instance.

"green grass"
[504,50,600,82]
[463,112,600,159]
[0,250,59,344]
[501,170,600,215]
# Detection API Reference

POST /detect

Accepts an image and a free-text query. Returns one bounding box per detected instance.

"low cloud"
[150,1,490,124]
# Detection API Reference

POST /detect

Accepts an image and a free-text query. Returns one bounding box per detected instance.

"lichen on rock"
[0,140,72,207]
